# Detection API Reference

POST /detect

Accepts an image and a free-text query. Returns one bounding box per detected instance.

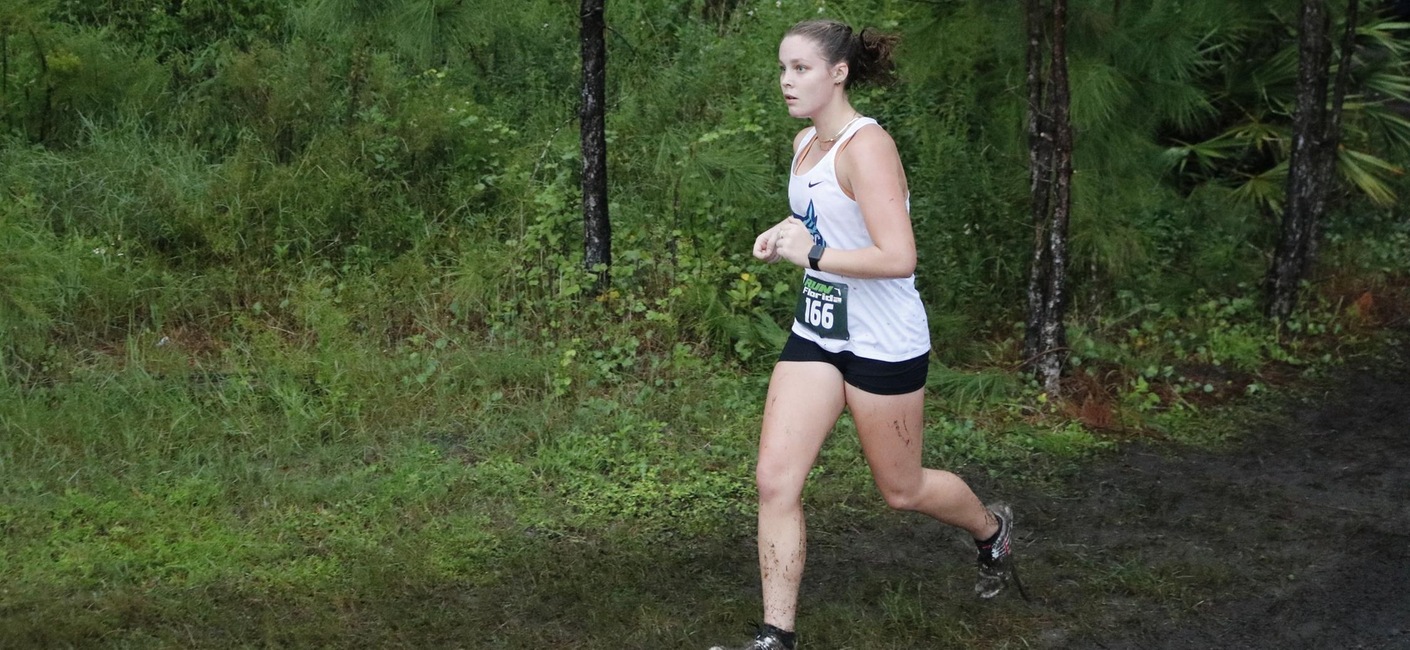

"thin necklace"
[817,113,861,150]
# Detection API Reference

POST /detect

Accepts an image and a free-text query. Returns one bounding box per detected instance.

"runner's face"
[779,35,842,119]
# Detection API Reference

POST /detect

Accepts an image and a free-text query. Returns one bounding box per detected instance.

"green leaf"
[1338,147,1403,207]
[1230,162,1288,213]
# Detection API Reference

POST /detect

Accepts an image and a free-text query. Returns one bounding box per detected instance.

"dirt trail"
[1030,335,1410,649]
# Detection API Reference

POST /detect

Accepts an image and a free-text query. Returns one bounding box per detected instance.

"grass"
[4,257,1403,648]
[0,320,742,646]
[0,320,1034,648]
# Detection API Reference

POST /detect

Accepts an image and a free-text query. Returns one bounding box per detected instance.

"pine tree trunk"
[1023,0,1053,365]
[580,0,611,294]
[1021,0,1074,395]
[1305,0,1359,280]
[1038,0,1073,397]
[1266,0,1334,320]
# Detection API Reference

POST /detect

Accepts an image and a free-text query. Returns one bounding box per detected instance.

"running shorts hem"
[778,333,928,395]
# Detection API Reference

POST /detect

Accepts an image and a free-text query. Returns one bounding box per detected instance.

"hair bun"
[852,27,899,87]
[786,20,900,89]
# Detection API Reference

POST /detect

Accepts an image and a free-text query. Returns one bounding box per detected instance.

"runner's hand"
[773,218,813,268]
[753,226,782,263]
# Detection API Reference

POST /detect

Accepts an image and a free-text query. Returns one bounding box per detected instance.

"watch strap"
[808,243,825,271]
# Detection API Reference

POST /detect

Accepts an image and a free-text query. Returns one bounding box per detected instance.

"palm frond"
[1357,21,1410,53]
[1249,47,1301,109]
[1362,69,1410,103]
[1230,162,1288,213]
[1357,105,1410,150]
[1338,147,1404,206]
[1163,129,1245,174]
[1227,120,1289,156]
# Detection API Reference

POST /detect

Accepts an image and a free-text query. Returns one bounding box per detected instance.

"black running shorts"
[778,333,929,395]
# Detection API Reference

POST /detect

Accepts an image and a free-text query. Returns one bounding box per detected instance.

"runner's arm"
[773,126,916,278]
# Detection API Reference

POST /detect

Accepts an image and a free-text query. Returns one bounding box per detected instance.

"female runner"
[709,19,1020,650]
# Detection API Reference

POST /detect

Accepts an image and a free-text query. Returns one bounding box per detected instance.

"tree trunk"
[1305,0,1359,280]
[1266,0,1340,320]
[1327,0,1357,148]
[1022,0,1074,396]
[1038,0,1074,397]
[580,0,611,294]
[1023,0,1053,364]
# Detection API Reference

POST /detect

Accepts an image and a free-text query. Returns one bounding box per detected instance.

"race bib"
[794,275,849,340]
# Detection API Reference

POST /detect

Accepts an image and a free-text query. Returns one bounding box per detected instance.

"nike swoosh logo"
[808,181,825,188]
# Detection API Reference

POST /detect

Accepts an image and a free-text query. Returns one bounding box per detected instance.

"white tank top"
[787,117,931,362]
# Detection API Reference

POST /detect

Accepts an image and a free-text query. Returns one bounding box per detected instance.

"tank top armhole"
[793,128,817,156]
[832,121,878,200]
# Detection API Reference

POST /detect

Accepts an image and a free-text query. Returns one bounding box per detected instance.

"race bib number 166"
[794,275,849,340]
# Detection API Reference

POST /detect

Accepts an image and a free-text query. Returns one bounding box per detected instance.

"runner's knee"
[877,483,923,512]
[755,462,805,508]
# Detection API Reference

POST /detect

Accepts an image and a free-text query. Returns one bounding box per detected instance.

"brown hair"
[785,19,899,89]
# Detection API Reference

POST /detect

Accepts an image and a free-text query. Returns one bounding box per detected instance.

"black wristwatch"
[808,242,825,271]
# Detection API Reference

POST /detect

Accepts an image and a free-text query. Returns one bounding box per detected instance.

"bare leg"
[845,384,999,540]
[755,361,847,632]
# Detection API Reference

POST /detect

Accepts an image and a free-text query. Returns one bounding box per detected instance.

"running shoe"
[708,623,796,650]
[975,503,1027,600]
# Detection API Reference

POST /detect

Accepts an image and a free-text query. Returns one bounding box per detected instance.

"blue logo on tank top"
[792,200,825,246]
